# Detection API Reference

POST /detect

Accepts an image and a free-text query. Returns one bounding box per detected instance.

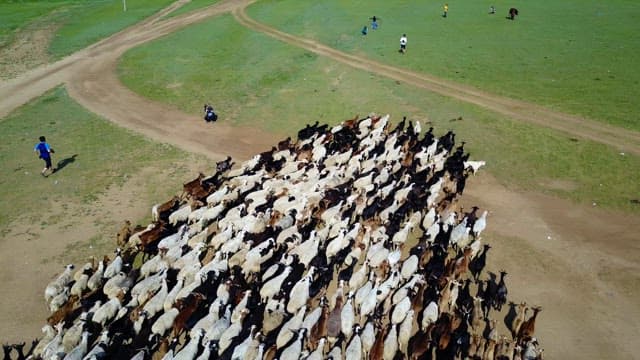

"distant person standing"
[489,5,496,14]
[508,7,519,20]
[34,135,55,176]
[399,34,407,53]
[361,25,368,36]
[370,16,379,30]
[443,3,449,18]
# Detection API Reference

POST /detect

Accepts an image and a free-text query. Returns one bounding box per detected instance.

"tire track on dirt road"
[232,6,640,156]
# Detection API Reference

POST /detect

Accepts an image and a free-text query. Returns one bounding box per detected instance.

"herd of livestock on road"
[4,114,544,360]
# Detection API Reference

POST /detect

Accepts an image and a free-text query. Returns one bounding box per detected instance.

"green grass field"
[247,0,640,131]
[118,14,640,212]
[0,0,67,48]
[0,87,208,235]
[0,0,175,59]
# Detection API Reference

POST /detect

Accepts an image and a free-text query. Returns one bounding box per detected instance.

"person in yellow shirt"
[443,3,449,18]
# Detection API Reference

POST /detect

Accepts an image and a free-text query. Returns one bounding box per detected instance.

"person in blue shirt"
[34,136,55,176]
[370,16,379,30]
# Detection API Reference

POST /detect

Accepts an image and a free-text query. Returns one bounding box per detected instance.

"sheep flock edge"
[6,114,544,360]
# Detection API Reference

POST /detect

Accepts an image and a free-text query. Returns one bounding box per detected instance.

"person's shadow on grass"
[55,154,78,173]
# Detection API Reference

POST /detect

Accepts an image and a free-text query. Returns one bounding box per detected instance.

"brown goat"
[511,302,528,339]
[171,292,206,338]
[182,173,204,195]
[408,327,430,359]
[309,297,329,346]
[295,146,313,162]
[152,195,181,223]
[435,313,453,350]
[370,323,388,360]
[47,295,80,325]
[343,114,359,129]
[518,306,542,343]
[138,223,169,249]
[453,247,473,279]
[116,220,133,248]
[277,137,292,151]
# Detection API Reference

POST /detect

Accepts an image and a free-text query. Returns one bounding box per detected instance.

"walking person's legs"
[42,157,52,176]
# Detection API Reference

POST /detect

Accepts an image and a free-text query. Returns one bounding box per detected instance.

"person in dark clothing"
[203,104,217,122]
[361,25,368,36]
[508,7,519,20]
[34,136,55,176]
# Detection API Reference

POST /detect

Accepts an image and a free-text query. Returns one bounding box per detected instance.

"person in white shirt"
[399,34,407,53]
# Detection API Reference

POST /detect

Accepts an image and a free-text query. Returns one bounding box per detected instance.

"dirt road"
[1,0,639,358]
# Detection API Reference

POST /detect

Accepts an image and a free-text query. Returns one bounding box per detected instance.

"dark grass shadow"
[55,154,78,173]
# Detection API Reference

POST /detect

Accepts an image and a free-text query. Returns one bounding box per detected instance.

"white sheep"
[150,308,179,339]
[49,287,70,313]
[218,309,250,355]
[62,330,89,360]
[421,301,439,330]
[199,201,227,226]
[398,309,414,355]
[287,269,314,315]
[276,305,306,349]
[260,266,291,302]
[187,206,208,224]
[163,278,184,312]
[92,292,124,327]
[206,185,229,206]
[103,248,123,279]
[44,264,75,304]
[102,272,127,299]
[383,324,398,360]
[168,205,192,226]
[464,160,486,174]
[173,329,204,360]
[70,272,89,298]
[473,210,488,238]
[62,312,87,352]
[139,253,169,279]
[143,279,168,318]
[311,144,326,164]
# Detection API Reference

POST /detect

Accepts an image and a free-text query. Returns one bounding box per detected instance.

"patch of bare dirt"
[0,16,59,81]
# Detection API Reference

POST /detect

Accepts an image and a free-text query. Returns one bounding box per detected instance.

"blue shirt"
[34,142,51,158]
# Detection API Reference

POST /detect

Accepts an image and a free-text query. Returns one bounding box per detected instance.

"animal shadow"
[56,154,78,173]
[504,301,518,334]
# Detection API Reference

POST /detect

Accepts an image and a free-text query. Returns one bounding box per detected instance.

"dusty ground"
[1,0,639,358]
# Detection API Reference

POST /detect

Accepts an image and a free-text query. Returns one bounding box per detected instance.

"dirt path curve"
[1,0,639,157]
[1,0,278,162]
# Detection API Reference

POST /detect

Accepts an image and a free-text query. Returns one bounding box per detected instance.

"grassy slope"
[0,87,208,233]
[118,15,640,212]
[48,0,175,59]
[0,0,175,59]
[247,0,640,131]
[0,0,68,48]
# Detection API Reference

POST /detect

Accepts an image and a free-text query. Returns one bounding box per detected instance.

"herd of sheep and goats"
[3,114,544,360]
